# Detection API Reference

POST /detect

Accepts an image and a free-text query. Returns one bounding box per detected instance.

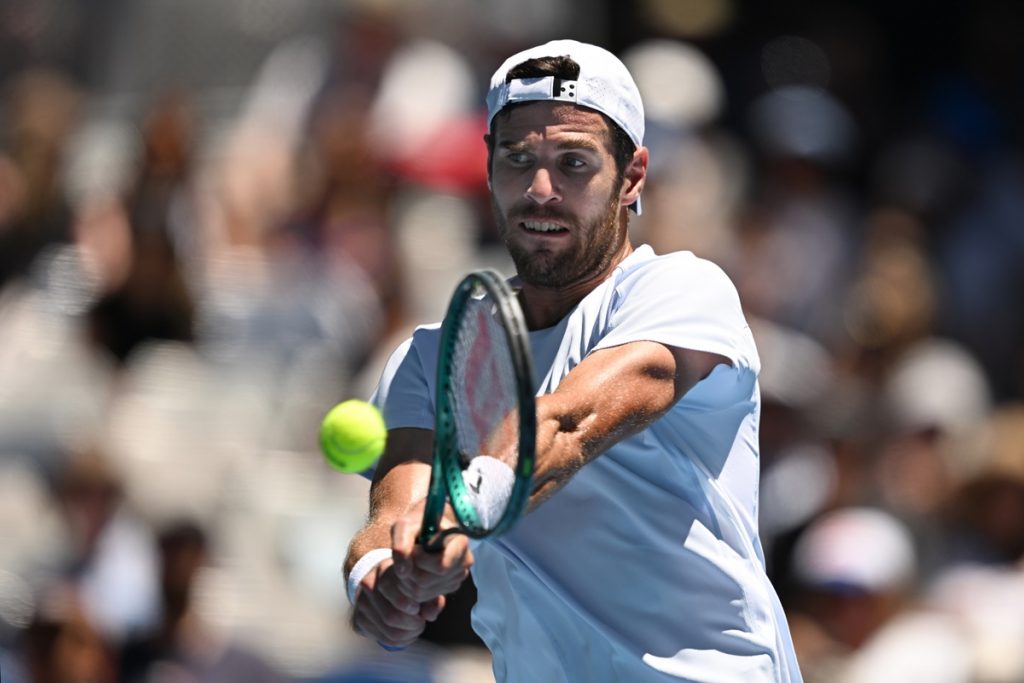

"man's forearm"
[525,342,729,510]
[345,430,434,576]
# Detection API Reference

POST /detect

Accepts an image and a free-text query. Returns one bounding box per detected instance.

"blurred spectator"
[0,68,80,288]
[119,520,287,683]
[297,94,401,335]
[941,403,1024,567]
[85,227,196,364]
[16,587,118,683]
[872,337,993,577]
[192,35,387,390]
[784,507,963,682]
[735,85,861,344]
[928,564,1024,682]
[888,407,1024,681]
[824,205,997,579]
[836,609,972,683]
[938,155,1024,402]
[623,39,747,266]
[82,92,200,365]
[838,209,938,384]
[125,90,200,268]
[45,448,160,644]
[839,409,1024,679]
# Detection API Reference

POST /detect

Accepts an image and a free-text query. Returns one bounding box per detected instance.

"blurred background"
[0,0,1022,681]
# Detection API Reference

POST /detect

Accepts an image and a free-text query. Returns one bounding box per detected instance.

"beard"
[493,190,624,289]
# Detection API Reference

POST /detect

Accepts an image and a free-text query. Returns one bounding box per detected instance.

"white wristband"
[346,548,393,605]
[461,455,516,529]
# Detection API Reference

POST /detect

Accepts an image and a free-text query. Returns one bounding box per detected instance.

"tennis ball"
[319,400,387,473]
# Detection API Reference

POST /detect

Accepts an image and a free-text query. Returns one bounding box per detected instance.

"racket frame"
[419,270,536,550]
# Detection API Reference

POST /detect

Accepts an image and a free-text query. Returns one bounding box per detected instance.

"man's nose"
[525,168,561,205]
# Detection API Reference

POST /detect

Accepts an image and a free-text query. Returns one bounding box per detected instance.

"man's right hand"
[350,500,474,648]
[390,498,474,603]
[350,556,446,648]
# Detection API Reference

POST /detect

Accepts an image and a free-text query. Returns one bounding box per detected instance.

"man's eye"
[562,157,587,169]
[505,152,531,164]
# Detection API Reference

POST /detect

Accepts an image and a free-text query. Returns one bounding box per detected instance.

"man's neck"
[517,240,634,330]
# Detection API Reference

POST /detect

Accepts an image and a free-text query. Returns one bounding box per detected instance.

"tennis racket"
[418,270,536,551]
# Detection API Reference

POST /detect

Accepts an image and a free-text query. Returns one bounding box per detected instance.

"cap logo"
[505,76,578,105]
[552,78,576,100]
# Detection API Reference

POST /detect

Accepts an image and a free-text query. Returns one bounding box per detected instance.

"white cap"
[883,338,991,436]
[793,507,916,593]
[486,39,645,214]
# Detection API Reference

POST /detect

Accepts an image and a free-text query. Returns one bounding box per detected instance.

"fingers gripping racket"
[418,270,536,551]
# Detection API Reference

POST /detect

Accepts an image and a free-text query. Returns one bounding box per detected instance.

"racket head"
[419,270,535,549]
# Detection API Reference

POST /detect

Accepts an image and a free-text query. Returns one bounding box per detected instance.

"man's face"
[489,101,630,288]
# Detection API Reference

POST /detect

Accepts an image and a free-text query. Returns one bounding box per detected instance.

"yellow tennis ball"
[319,400,387,473]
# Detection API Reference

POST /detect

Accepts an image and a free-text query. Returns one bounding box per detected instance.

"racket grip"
[419,528,449,553]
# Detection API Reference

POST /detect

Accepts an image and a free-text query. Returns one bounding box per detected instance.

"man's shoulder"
[409,321,442,340]
[377,321,443,382]
[615,245,735,292]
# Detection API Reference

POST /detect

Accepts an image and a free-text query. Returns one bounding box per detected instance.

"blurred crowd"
[0,1,1022,682]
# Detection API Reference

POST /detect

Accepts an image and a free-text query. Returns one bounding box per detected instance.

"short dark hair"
[487,55,636,176]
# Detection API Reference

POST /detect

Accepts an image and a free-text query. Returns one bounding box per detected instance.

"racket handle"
[419,527,451,553]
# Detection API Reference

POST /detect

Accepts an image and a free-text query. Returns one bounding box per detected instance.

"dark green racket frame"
[419,270,536,551]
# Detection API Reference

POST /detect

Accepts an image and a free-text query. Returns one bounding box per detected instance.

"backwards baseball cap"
[486,39,646,214]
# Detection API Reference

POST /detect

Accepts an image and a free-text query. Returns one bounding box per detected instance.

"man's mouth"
[521,220,569,234]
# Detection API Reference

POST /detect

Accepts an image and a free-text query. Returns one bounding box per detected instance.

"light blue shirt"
[372,246,802,682]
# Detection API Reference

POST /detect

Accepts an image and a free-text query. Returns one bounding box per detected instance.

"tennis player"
[344,39,803,682]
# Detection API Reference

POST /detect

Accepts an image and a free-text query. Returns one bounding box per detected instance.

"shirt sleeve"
[371,325,440,431]
[594,253,751,367]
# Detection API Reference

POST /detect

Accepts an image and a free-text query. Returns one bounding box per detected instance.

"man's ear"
[620,146,649,208]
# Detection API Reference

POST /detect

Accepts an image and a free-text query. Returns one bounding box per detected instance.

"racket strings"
[448,295,521,530]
